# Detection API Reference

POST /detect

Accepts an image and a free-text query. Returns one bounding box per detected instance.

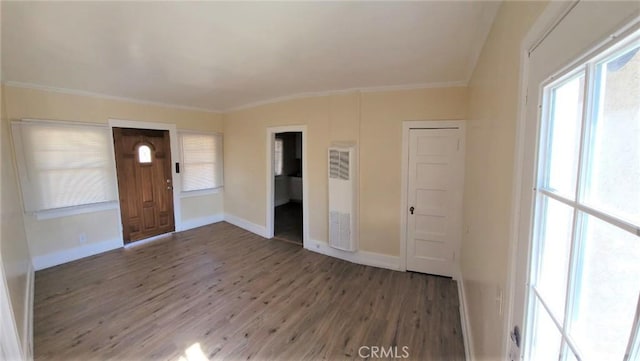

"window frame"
[274,138,284,177]
[11,118,120,219]
[525,31,640,361]
[178,130,224,196]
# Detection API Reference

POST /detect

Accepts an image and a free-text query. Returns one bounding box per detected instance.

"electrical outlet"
[79,233,87,244]
[496,286,503,316]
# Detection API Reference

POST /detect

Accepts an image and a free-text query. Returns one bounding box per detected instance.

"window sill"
[180,187,223,199]
[32,201,119,220]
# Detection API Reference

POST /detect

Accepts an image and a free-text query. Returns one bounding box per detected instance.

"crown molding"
[223,80,468,113]
[2,80,469,115]
[1,81,223,114]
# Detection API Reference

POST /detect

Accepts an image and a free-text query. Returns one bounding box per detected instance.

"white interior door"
[406,127,464,277]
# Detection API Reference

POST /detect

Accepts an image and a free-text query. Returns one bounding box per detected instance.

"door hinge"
[457,139,460,151]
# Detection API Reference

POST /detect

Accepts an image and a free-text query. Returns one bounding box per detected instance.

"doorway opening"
[266,125,308,247]
[272,132,303,245]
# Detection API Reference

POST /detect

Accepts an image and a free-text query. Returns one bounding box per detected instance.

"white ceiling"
[1,1,500,112]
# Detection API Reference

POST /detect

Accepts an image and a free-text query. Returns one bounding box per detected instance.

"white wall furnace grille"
[328,144,357,251]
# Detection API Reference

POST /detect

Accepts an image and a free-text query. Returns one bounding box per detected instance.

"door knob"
[409,206,415,215]
[167,186,173,190]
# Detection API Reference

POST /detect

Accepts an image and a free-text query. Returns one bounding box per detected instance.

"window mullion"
[575,62,594,205]
[624,296,640,361]
[532,286,565,331]
[559,208,584,361]
[557,60,594,361]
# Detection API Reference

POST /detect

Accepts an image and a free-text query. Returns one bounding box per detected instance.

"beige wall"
[462,2,547,360]
[181,193,223,222]
[3,86,223,262]
[1,84,33,354]
[223,88,468,255]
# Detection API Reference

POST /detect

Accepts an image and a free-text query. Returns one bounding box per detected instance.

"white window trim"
[108,119,183,236]
[525,31,640,361]
[177,129,224,194]
[507,5,640,360]
[179,187,222,199]
[33,201,119,221]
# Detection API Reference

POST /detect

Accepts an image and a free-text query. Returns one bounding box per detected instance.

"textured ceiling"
[1,1,500,112]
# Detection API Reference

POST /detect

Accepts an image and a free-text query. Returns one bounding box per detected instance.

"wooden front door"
[113,128,175,243]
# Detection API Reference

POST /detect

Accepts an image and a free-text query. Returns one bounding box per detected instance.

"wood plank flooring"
[34,222,465,360]
[274,202,303,245]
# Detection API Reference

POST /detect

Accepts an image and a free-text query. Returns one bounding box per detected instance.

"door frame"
[108,119,182,245]
[0,263,23,361]
[265,125,309,246]
[400,120,466,276]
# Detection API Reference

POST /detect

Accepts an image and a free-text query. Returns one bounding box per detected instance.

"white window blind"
[179,131,223,192]
[11,120,118,212]
[274,138,283,176]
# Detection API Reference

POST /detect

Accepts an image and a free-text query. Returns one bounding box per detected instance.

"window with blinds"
[179,131,223,192]
[274,138,283,176]
[11,120,118,212]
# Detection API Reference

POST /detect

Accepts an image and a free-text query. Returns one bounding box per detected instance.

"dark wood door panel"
[113,127,175,243]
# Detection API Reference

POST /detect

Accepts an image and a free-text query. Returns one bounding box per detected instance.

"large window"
[179,131,223,192]
[527,35,640,360]
[12,120,118,212]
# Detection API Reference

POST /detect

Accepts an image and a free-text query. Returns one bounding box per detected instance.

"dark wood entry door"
[113,128,175,243]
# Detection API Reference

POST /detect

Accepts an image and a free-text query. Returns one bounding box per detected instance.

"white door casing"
[108,119,182,242]
[265,125,309,245]
[406,126,464,277]
[0,263,23,361]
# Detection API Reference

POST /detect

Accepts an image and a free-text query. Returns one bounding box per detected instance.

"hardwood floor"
[34,222,465,360]
[274,202,303,245]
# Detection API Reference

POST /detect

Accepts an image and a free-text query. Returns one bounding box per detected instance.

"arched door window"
[138,144,152,164]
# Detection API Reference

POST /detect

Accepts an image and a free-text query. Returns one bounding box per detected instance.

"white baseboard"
[305,239,401,271]
[31,213,224,271]
[456,268,474,361]
[32,238,123,271]
[222,214,400,272]
[23,262,34,360]
[181,213,224,231]
[224,213,268,238]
